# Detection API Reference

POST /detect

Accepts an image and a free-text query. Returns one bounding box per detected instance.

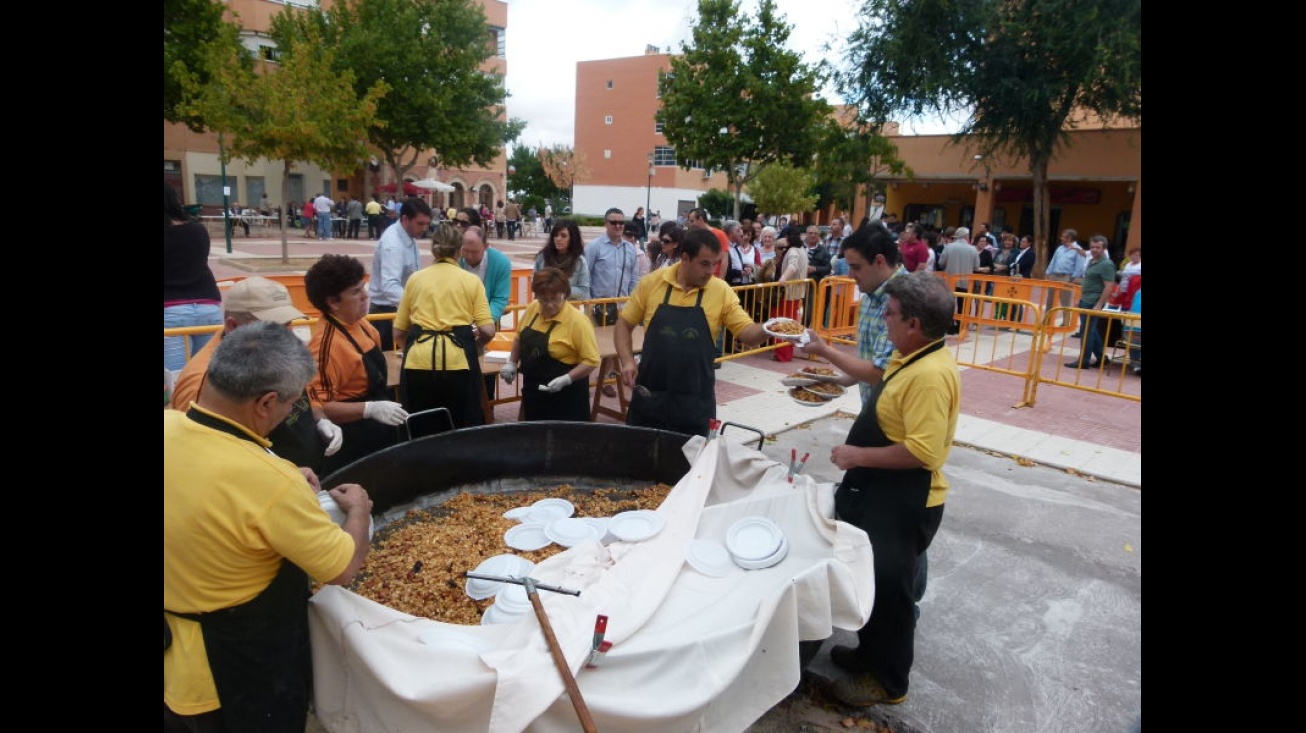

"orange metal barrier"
[1030,306,1141,404]
[810,276,859,345]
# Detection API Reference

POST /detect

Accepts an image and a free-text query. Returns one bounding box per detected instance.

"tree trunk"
[1030,154,1051,278]
[280,160,292,263]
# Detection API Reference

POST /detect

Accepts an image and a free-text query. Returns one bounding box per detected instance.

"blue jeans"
[1078,299,1105,363]
[164,303,223,372]
[316,211,332,240]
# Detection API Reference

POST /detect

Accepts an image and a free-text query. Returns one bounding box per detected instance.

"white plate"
[780,374,819,387]
[684,539,734,577]
[803,382,847,399]
[788,386,829,407]
[796,367,842,383]
[528,498,575,522]
[465,554,535,600]
[726,516,785,561]
[733,534,789,570]
[546,517,602,548]
[608,510,666,542]
[317,490,375,540]
[762,317,807,340]
[504,522,551,551]
[417,628,495,653]
[502,506,533,522]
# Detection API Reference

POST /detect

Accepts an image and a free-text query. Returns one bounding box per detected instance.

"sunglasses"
[454,219,471,227]
[660,237,674,245]
[606,220,625,226]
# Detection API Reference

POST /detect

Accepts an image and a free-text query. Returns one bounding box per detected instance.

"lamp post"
[645,152,655,228]
[219,131,232,254]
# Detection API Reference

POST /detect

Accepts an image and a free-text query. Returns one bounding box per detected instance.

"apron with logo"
[626,285,715,437]
[519,313,589,421]
[319,315,400,476]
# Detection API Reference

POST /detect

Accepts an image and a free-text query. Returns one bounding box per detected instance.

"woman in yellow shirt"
[501,267,600,421]
[394,222,496,431]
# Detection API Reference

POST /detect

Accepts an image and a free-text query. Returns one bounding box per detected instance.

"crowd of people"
[165,187,1138,726]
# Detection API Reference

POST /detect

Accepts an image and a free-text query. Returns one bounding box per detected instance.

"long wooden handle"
[526,585,598,733]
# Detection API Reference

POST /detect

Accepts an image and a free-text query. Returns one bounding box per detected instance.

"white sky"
[503,0,959,152]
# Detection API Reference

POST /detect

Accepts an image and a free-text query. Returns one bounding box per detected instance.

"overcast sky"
[503,0,959,152]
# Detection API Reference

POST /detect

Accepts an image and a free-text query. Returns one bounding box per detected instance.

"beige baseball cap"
[222,277,306,323]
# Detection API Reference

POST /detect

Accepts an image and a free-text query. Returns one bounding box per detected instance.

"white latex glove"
[538,374,573,393]
[316,418,343,457]
[500,362,518,384]
[363,400,409,426]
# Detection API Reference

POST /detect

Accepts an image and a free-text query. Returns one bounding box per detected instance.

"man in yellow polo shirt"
[164,322,372,733]
[615,228,767,436]
[365,195,384,239]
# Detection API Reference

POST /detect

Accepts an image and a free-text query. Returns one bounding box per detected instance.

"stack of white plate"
[465,554,535,600]
[481,583,532,625]
[317,490,375,541]
[527,498,575,524]
[545,517,603,548]
[725,516,788,570]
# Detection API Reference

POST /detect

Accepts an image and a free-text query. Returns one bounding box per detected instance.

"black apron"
[318,315,401,476]
[833,340,946,697]
[626,285,716,437]
[519,314,589,422]
[168,409,313,733]
[401,322,484,430]
[196,369,323,473]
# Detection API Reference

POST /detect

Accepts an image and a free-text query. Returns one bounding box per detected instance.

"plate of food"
[797,365,842,383]
[780,371,819,387]
[803,381,846,399]
[788,386,829,407]
[762,318,808,341]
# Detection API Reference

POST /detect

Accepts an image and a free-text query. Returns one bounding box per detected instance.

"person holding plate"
[500,267,599,422]
[615,228,766,436]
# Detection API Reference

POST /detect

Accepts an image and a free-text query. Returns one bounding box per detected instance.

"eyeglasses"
[660,237,674,245]
[606,219,625,226]
[454,219,471,227]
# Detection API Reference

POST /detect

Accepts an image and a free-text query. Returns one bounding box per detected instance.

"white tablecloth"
[308,434,874,733]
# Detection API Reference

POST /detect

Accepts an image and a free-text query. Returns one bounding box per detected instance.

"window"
[164,160,182,196]
[653,146,677,167]
[337,178,349,192]
[194,174,225,206]
[246,176,266,208]
[259,45,280,62]
[604,150,612,159]
[655,121,664,134]
[606,80,614,89]
[604,115,613,125]
[488,26,505,57]
[287,174,305,204]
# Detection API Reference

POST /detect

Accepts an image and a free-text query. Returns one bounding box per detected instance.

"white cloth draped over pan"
[308,434,875,733]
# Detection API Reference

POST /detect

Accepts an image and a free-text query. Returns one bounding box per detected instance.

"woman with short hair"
[501,267,599,422]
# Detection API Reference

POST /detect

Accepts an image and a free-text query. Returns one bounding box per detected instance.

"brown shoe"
[830,672,907,707]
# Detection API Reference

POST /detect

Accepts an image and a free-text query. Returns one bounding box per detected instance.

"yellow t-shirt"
[516,300,601,368]
[163,406,356,715]
[875,341,961,507]
[364,200,382,216]
[620,263,755,342]
[394,260,493,370]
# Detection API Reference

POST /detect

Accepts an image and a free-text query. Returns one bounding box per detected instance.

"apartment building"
[163,0,510,216]
[573,50,1141,257]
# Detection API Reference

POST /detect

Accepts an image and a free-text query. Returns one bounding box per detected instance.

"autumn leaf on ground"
[1016,457,1037,467]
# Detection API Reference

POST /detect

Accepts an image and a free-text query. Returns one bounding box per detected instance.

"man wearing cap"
[170,277,343,475]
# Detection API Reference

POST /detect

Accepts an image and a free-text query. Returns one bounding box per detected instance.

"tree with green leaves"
[164,0,247,132]
[837,0,1141,275]
[696,189,735,221]
[179,23,388,262]
[812,113,911,217]
[270,0,520,198]
[745,162,818,220]
[506,145,562,207]
[658,0,830,221]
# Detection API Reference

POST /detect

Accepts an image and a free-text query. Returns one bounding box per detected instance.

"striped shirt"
[857,265,908,405]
